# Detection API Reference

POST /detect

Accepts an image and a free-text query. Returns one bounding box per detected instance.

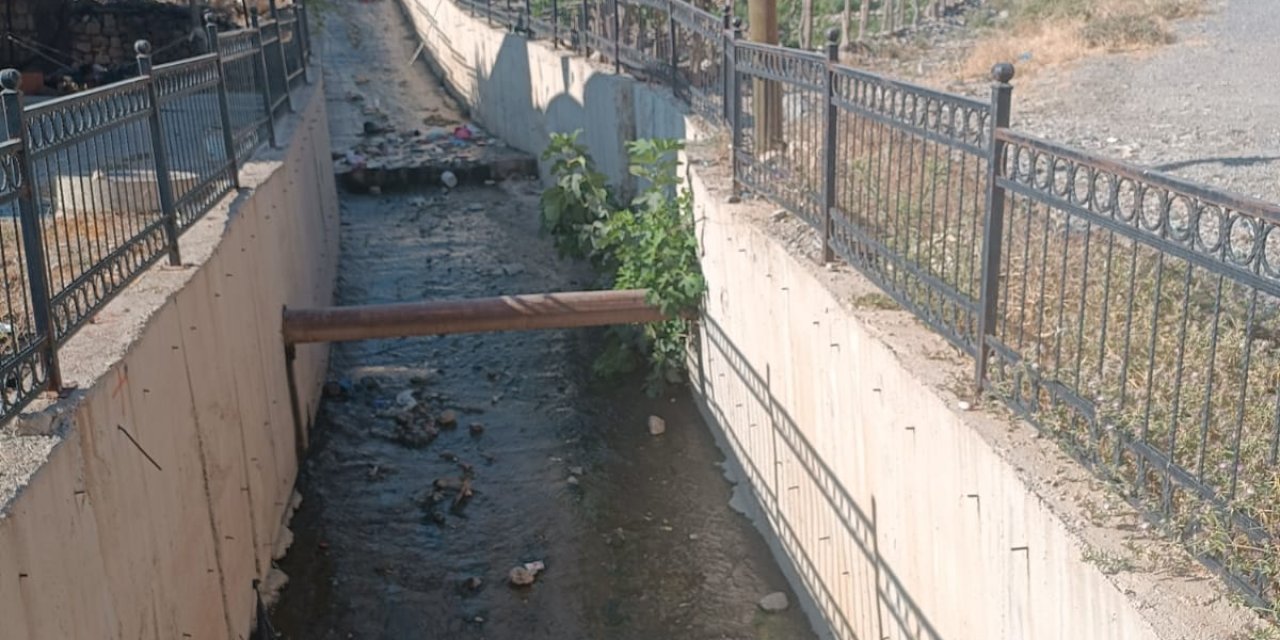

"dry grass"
[958,0,1203,80]
[0,209,166,342]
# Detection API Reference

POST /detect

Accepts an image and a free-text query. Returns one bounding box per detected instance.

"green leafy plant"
[539,131,614,261]
[539,132,706,395]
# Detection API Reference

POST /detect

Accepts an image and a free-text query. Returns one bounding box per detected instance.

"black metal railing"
[461,0,1280,616]
[0,0,311,422]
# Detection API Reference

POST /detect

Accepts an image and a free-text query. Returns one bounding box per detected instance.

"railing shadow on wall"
[0,0,312,428]
[434,0,1280,617]
[698,313,943,640]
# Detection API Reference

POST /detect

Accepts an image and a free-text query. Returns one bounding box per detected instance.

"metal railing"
[0,0,311,423]
[467,0,1280,616]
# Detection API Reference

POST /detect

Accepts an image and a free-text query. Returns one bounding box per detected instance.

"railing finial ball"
[0,69,20,92]
[135,40,153,56]
[991,62,1015,84]
[825,27,840,45]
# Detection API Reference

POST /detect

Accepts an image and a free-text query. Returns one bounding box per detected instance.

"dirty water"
[272,1,820,638]
[272,184,819,640]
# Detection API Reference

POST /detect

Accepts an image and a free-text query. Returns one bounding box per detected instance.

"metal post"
[250,9,279,147]
[136,41,182,267]
[612,0,620,73]
[207,15,241,189]
[666,0,677,89]
[553,0,560,48]
[581,0,590,55]
[974,62,1015,391]
[525,0,533,37]
[721,4,731,123]
[269,3,295,112]
[296,2,312,72]
[0,69,61,391]
[820,28,838,264]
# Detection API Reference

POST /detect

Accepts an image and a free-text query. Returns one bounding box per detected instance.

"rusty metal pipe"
[282,289,668,344]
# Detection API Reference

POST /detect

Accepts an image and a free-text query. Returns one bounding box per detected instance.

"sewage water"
[272,185,819,640]
[271,2,820,638]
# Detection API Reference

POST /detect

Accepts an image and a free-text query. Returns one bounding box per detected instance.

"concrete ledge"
[404,0,1264,637]
[0,79,340,639]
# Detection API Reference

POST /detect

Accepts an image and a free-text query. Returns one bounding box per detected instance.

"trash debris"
[508,560,545,587]
[395,389,418,409]
[441,170,458,189]
[451,478,473,512]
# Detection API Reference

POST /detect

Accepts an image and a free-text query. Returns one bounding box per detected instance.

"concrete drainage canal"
[264,2,822,636]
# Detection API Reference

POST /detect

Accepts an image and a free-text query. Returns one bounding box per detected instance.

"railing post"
[525,0,533,37]
[207,15,241,189]
[581,0,590,56]
[611,0,621,73]
[974,62,1015,392]
[268,0,295,113]
[820,28,838,264]
[666,0,677,89]
[296,1,313,75]
[136,41,182,267]
[721,4,731,124]
[250,9,279,148]
[724,9,742,199]
[0,69,61,392]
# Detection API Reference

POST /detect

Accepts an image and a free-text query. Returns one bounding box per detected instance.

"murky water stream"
[271,2,819,638]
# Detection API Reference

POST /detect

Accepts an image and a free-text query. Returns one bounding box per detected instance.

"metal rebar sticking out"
[282,289,668,344]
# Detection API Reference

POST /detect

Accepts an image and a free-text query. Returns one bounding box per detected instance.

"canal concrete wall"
[0,81,339,639]
[401,0,1258,638]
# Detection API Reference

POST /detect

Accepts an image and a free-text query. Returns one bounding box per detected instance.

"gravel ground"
[1013,0,1280,203]
[0,429,59,514]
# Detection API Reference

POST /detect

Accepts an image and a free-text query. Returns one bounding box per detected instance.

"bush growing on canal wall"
[539,131,706,394]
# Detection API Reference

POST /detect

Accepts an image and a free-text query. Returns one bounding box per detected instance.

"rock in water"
[758,592,789,612]
[648,415,666,436]
[438,409,458,428]
[441,170,458,189]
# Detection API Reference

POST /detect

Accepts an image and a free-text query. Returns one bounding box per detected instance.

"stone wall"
[68,2,203,67]
[1,0,238,75]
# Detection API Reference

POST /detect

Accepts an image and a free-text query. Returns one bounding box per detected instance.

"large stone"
[648,415,666,436]
[758,592,789,613]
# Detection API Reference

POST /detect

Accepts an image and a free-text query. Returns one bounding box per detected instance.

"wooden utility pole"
[841,0,851,49]
[800,0,813,49]
[748,0,783,151]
